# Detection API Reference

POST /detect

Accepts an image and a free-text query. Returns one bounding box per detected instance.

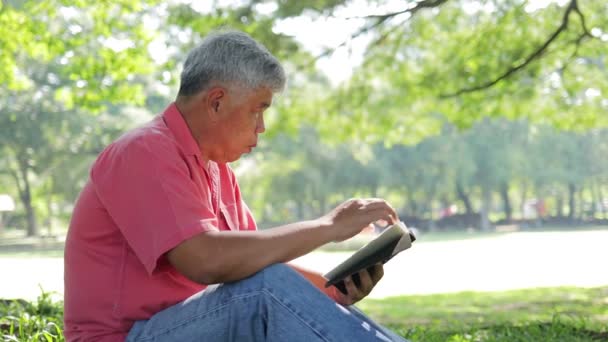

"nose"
[256,113,266,134]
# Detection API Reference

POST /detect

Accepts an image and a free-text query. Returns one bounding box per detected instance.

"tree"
[262,0,607,142]
[0,0,159,236]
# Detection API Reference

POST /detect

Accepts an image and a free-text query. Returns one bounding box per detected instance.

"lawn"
[359,286,608,341]
[2,286,606,341]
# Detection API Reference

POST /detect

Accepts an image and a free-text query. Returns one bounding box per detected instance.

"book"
[323,221,416,294]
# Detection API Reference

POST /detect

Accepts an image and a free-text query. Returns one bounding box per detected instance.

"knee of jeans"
[245,263,299,289]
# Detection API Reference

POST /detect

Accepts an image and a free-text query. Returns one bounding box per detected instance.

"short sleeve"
[91,136,217,275]
[226,166,258,231]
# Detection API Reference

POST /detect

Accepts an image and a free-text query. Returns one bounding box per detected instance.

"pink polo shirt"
[64,103,257,342]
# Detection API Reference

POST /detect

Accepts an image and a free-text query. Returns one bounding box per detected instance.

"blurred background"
[0,0,607,340]
[1,0,607,241]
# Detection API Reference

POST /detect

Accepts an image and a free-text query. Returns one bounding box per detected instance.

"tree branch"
[561,32,591,71]
[364,22,404,54]
[356,0,449,20]
[313,0,449,62]
[572,1,592,36]
[440,0,591,98]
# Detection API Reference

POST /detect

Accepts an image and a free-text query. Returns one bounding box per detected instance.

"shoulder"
[118,116,178,153]
[91,116,183,177]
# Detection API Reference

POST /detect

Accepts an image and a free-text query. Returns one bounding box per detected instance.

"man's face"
[215,86,272,163]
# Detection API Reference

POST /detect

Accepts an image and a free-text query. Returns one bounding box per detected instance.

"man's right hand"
[321,198,398,242]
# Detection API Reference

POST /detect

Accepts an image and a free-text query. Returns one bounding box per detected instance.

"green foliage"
[0,289,64,342]
[272,0,348,18]
[0,0,159,109]
[166,3,313,68]
[281,0,608,143]
[0,0,159,236]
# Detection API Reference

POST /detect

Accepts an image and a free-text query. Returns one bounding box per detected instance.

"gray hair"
[178,30,286,96]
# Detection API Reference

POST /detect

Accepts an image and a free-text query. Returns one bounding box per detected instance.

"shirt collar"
[162,102,204,160]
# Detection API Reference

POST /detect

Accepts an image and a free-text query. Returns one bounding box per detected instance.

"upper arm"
[165,230,219,283]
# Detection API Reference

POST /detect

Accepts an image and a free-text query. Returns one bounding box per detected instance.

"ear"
[205,86,227,120]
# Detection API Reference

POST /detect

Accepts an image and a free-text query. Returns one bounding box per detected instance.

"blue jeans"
[126,264,408,341]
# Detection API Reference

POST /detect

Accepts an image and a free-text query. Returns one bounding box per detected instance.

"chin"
[226,154,243,163]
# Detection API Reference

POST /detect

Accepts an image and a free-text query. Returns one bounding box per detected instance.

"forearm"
[168,219,335,284]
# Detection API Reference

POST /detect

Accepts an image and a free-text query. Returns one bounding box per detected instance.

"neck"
[175,97,220,162]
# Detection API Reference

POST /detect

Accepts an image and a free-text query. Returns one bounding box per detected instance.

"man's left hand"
[331,263,384,305]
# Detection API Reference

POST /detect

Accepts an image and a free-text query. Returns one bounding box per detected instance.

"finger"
[363,208,399,226]
[374,219,388,227]
[363,198,395,209]
[343,276,361,304]
[361,202,399,222]
[330,285,349,305]
[369,263,384,284]
[362,198,387,204]
[360,200,391,210]
[357,268,375,295]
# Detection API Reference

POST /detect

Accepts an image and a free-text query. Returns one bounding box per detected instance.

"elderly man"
[64,30,408,342]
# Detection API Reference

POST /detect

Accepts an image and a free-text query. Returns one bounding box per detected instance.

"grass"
[1,289,64,342]
[2,286,606,341]
[0,249,64,258]
[359,286,608,341]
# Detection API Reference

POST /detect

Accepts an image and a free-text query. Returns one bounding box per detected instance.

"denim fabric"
[126,264,409,342]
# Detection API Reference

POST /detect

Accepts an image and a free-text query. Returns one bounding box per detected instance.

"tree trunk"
[318,197,326,217]
[519,182,528,220]
[370,181,379,198]
[577,187,585,221]
[296,200,304,221]
[499,183,512,223]
[556,193,564,217]
[456,181,473,215]
[590,185,598,221]
[428,199,437,232]
[480,187,492,231]
[599,186,607,219]
[46,193,54,237]
[568,183,576,224]
[407,191,418,216]
[16,158,39,237]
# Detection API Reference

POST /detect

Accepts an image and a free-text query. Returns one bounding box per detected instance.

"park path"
[1,230,607,301]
